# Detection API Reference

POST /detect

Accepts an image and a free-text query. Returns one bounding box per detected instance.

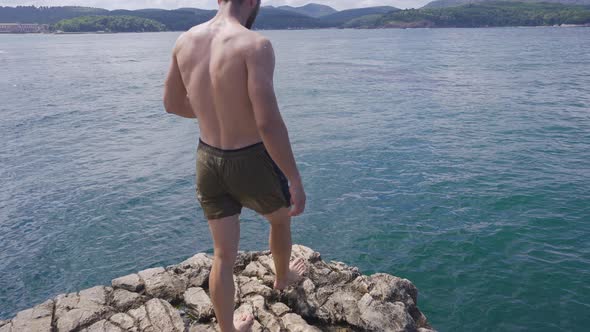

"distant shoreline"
[2,2,590,33]
[0,23,588,35]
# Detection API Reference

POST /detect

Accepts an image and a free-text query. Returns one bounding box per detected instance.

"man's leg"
[263,207,307,290]
[208,213,253,332]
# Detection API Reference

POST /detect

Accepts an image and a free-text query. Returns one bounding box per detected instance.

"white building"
[0,23,49,33]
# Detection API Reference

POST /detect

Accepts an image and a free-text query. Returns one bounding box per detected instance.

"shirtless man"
[163,1,307,331]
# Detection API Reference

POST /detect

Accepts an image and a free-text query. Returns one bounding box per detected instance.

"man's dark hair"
[219,0,261,29]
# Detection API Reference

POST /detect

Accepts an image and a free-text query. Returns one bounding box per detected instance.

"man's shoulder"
[180,24,207,41]
[172,30,192,52]
[174,24,272,57]
[248,30,271,46]
[172,24,211,52]
[240,30,273,55]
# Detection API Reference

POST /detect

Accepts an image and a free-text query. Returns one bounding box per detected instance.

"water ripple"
[1,29,589,331]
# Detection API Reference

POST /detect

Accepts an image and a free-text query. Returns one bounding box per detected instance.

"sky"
[0,0,433,10]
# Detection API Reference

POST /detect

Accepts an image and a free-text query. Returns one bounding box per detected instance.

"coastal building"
[0,23,49,33]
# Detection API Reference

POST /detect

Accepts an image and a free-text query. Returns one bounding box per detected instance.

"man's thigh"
[208,214,240,257]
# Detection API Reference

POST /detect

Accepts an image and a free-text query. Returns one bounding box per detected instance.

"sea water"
[1,28,589,331]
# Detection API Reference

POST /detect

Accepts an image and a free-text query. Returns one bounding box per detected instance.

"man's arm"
[246,37,306,216]
[163,38,196,119]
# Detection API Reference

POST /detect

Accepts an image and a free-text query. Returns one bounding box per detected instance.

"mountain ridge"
[319,6,400,25]
[274,3,337,17]
[423,0,590,8]
[353,1,590,27]
[2,2,589,31]
[0,4,397,30]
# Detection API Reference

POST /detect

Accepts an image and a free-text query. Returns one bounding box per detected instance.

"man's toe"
[246,315,255,325]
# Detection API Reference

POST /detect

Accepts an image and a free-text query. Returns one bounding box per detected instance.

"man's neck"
[215,3,247,27]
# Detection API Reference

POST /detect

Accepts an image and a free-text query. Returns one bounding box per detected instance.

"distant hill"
[3,2,589,31]
[274,3,337,17]
[319,6,400,25]
[107,8,214,31]
[0,5,327,30]
[349,1,590,27]
[255,7,328,29]
[423,0,590,8]
[0,6,108,23]
[53,15,166,32]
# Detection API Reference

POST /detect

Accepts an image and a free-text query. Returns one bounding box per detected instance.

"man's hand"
[288,180,306,217]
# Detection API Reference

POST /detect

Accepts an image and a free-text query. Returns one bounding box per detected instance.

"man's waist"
[198,138,266,158]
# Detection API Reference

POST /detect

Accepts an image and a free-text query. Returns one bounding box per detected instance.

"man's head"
[218,0,262,30]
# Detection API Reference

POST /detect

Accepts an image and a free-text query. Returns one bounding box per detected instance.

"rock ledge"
[1,244,436,332]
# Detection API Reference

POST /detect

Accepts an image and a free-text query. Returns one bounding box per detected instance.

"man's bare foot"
[234,313,254,332]
[273,257,307,290]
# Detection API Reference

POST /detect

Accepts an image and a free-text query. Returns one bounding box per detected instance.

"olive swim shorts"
[195,138,292,220]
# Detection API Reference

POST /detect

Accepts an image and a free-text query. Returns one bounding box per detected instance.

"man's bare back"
[174,20,264,149]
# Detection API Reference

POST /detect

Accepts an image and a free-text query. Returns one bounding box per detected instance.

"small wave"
[0,50,6,54]
[306,60,382,68]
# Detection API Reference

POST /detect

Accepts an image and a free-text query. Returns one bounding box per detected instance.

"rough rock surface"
[1,244,436,331]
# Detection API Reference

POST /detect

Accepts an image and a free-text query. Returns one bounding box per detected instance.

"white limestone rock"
[317,290,362,326]
[358,293,416,332]
[2,299,53,332]
[238,276,273,299]
[0,323,10,332]
[187,322,217,332]
[281,313,321,332]
[179,253,213,271]
[247,295,282,332]
[3,244,437,332]
[183,287,214,321]
[270,302,291,317]
[127,298,184,332]
[112,273,143,293]
[111,288,146,312]
[137,267,187,302]
[107,313,137,331]
[54,286,115,332]
[82,319,125,332]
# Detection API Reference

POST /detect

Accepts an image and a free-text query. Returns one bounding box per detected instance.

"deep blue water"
[1,28,589,331]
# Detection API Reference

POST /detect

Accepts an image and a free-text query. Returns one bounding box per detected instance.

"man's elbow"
[256,118,283,136]
[163,96,175,114]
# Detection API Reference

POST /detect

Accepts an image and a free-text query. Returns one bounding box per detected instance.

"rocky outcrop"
[0,245,436,332]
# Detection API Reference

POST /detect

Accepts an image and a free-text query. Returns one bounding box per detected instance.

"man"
[163,1,307,331]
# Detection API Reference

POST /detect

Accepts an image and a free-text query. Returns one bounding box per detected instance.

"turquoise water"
[1,28,589,331]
